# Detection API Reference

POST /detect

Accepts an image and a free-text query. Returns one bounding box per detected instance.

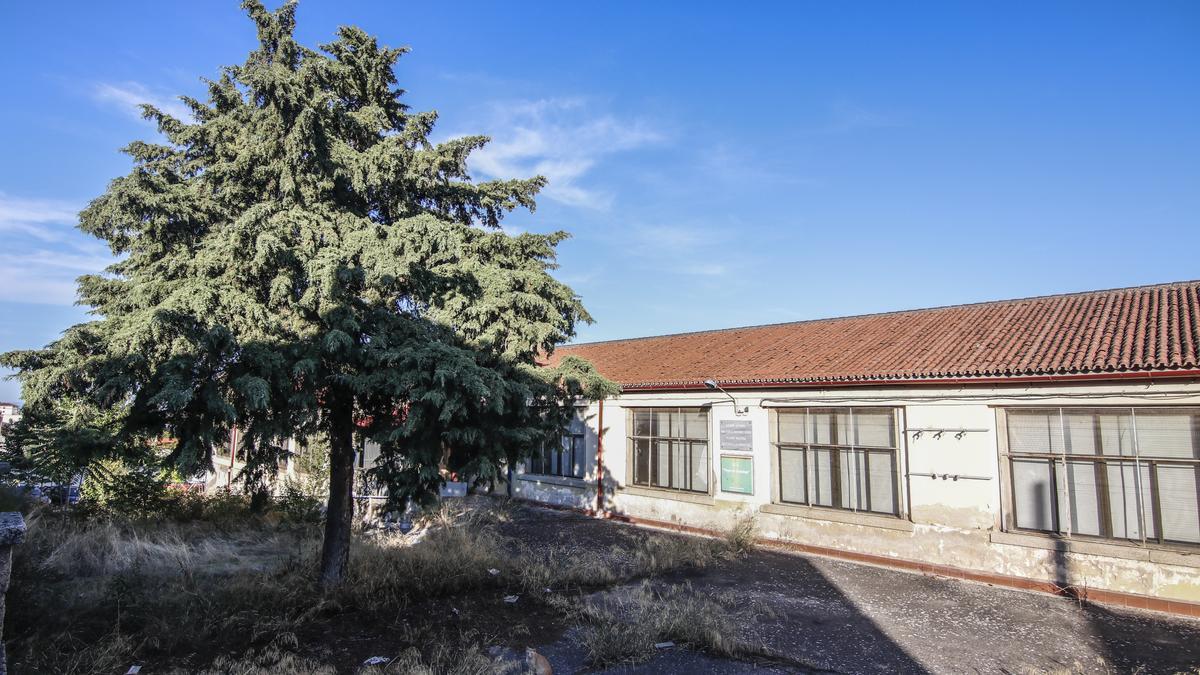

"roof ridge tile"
[550,280,1200,387]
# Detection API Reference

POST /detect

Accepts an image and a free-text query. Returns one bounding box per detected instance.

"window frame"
[526,407,589,480]
[626,407,712,495]
[770,407,904,518]
[528,430,587,480]
[998,405,1200,549]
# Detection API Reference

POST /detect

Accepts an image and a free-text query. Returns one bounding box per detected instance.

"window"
[630,408,710,493]
[215,429,235,461]
[774,407,900,516]
[1005,407,1200,546]
[528,411,587,479]
[357,441,383,470]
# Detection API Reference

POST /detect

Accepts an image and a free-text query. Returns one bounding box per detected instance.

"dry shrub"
[724,512,758,557]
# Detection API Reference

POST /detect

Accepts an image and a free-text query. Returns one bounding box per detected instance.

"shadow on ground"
[505,506,1200,674]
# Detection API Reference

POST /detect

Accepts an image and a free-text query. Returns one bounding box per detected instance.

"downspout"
[596,398,605,515]
[227,428,238,489]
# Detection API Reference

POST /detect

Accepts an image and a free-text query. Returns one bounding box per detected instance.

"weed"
[724,512,758,557]
[276,481,323,523]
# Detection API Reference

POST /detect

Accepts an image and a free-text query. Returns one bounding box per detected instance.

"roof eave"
[616,368,1200,393]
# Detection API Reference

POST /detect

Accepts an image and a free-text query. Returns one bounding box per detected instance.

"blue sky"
[1,1,1198,402]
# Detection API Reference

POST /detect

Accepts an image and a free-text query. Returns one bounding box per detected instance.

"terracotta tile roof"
[551,281,1200,390]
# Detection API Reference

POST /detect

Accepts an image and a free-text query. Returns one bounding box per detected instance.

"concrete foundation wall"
[515,380,1200,604]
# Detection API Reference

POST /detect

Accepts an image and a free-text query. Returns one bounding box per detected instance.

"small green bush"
[102,467,170,515]
[276,481,323,523]
[195,488,253,525]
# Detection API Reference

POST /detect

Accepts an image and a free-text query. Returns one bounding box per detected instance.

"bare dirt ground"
[491,505,1200,674]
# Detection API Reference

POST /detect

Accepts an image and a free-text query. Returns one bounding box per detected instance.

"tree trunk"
[318,401,356,589]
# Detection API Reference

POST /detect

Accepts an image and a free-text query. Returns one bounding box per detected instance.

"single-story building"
[518,280,1200,616]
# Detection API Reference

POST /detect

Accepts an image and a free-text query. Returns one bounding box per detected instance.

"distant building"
[0,401,20,438]
[0,402,20,458]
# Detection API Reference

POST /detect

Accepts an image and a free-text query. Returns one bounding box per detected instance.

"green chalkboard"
[720,455,754,494]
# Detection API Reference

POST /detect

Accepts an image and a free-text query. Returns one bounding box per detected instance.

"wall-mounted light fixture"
[704,379,749,415]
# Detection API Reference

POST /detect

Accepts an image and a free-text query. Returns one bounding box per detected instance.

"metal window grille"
[629,408,710,493]
[774,407,901,516]
[1005,407,1200,546]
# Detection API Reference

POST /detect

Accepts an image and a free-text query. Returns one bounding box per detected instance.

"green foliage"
[276,481,323,523]
[289,435,330,496]
[90,462,171,516]
[0,1,614,515]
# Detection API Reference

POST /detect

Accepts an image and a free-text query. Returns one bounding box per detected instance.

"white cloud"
[0,248,113,306]
[626,224,732,278]
[465,97,664,209]
[0,194,113,306]
[698,143,820,188]
[0,194,80,242]
[93,81,194,122]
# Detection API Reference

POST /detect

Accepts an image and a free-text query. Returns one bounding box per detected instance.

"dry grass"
[626,530,724,575]
[509,524,724,597]
[561,580,776,667]
[339,520,510,610]
[29,513,311,579]
[514,542,621,594]
[8,631,138,675]
[9,499,747,673]
[11,512,320,673]
[172,635,336,675]
[360,639,531,675]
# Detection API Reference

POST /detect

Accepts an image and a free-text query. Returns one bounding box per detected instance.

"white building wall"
[512,401,603,511]
[515,379,1200,604]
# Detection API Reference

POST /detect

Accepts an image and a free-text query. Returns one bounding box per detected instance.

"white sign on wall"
[719,420,754,453]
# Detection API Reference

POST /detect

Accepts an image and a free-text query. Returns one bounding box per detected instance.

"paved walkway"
[516,507,1200,674]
